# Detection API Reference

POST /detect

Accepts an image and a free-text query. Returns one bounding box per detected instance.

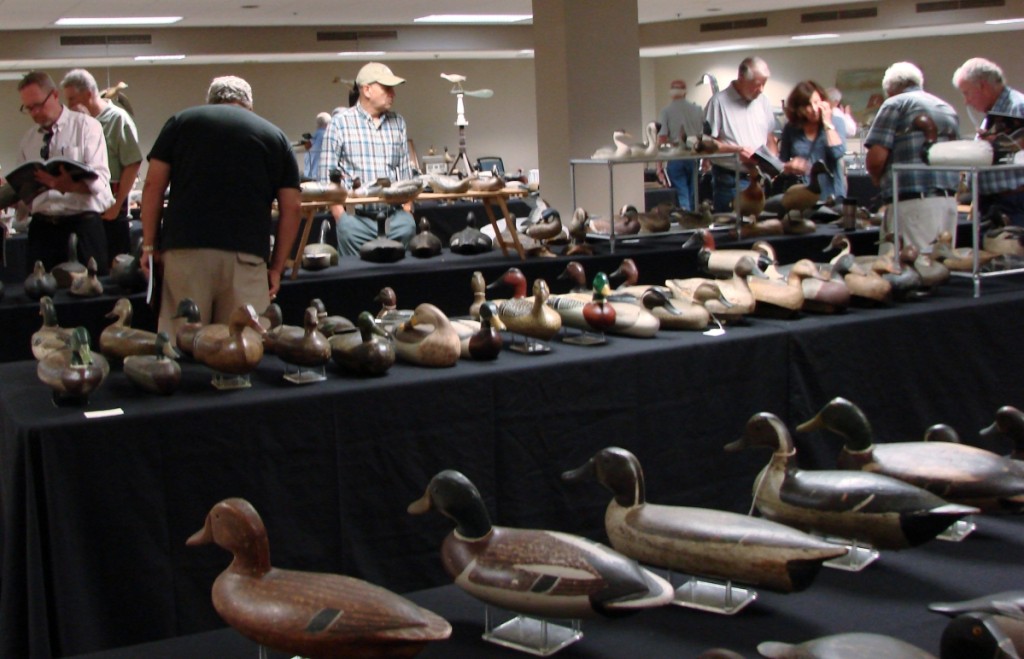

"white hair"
[316,112,331,128]
[826,87,842,104]
[739,56,770,80]
[952,57,1004,88]
[882,62,924,96]
[207,75,253,109]
[60,68,99,94]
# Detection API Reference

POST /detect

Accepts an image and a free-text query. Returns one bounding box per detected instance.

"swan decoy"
[192,304,267,377]
[265,306,331,370]
[591,129,631,161]
[797,397,1024,513]
[100,297,160,360]
[408,217,442,258]
[682,228,773,278]
[758,632,935,659]
[37,326,109,404]
[727,412,979,550]
[69,256,104,297]
[392,303,461,368]
[329,311,395,377]
[188,497,451,658]
[24,260,57,301]
[31,296,74,360]
[123,331,182,395]
[626,121,660,159]
[449,211,492,255]
[408,469,675,619]
[451,301,505,360]
[172,298,204,357]
[562,447,847,594]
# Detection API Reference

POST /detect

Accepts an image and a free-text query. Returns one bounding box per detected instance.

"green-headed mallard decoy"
[266,306,331,369]
[451,301,505,361]
[100,297,160,361]
[188,498,451,658]
[172,298,204,357]
[123,330,182,395]
[728,412,979,549]
[31,295,74,361]
[192,304,266,376]
[562,447,847,594]
[758,632,934,659]
[393,303,461,368]
[329,311,395,377]
[37,326,110,403]
[798,397,1024,513]
[547,272,659,338]
[408,469,674,619]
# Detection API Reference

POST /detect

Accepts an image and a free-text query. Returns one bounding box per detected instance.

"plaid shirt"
[864,86,960,200]
[978,85,1024,195]
[317,103,412,188]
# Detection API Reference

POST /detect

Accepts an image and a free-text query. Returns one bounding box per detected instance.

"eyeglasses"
[20,91,55,115]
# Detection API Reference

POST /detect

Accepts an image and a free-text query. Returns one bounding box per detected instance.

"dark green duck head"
[796,397,874,452]
[408,470,493,540]
[562,447,646,507]
[725,412,796,457]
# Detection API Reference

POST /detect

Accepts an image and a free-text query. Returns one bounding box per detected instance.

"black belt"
[353,204,395,219]
[981,184,1024,201]
[711,164,749,180]
[883,189,956,205]
[32,211,99,226]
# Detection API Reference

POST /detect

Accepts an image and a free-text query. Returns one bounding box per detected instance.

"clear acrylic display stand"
[937,516,976,542]
[211,372,251,390]
[560,326,606,346]
[504,334,552,354]
[821,536,879,572]
[482,605,582,656]
[668,571,756,615]
[282,364,327,384]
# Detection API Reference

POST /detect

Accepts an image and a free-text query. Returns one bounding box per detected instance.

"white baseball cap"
[356,62,405,87]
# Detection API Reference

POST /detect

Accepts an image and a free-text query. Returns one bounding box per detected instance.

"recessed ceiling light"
[791,33,840,40]
[337,51,385,57]
[687,43,754,54]
[134,54,187,61]
[56,16,183,27]
[0,72,27,81]
[414,14,531,24]
[986,17,1024,24]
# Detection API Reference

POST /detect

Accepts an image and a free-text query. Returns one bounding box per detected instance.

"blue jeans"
[337,208,415,256]
[711,166,749,213]
[666,159,696,211]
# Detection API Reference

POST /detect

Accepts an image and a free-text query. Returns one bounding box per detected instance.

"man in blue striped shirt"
[318,62,416,255]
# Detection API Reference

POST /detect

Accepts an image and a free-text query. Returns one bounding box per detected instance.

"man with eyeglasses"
[3,71,113,274]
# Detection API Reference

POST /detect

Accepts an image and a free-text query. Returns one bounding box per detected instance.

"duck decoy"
[299,180,349,204]
[983,224,1024,257]
[548,272,660,338]
[193,304,267,378]
[826,236,894,306]
[301,220,339,270]
[309,298,354,337]
[100,297,160,361]
[781,208,817,235]
[666,255,763,324]
[747,258,825,318]
[677,200,717,231]
[758,632,935,659]
[359,211,406,263]
[588,204,641,236]
[781,161,833,213]
[915,112,996,167]
[562,447,847,595]
[563,207,594,256]
[449,211,493,255]
[374,287,413,333]
[797,397,1024,513]
[51,233,87,288]
[468,271,487,320]
[727,214,783,240]
[172,298,204,357]
[258,302,284,332]
[392,303,461,368]
[882,243,927,301]
[683,228,773,278]
[557,261,591,294]
[37,326,109,404]
[581,272,617,333]
[912,250,951,291]
[495,277,563,342]
[68,256,104,298]
[467,168,505,192]
[981,405,1024,462]
[329,311,395,377]
[520,202,564,241]
[421,171,472,194]
[734,165,766,219]
[772,257,850,315]
[408,469,675,620]
[110,243,147,293]
[728,412,979,551]
[188,497,451,659]
[266,306,331,374]
[408,217,442,258]
[24,259,58,300]
[930,591,1024,618]
[642,284,728,331]
[932,230,997,272]
[451,301,505,360]
[31,296,74,360]
[591,129,631,161]
[123,331,182,395]
[938,612,1024,659]
[635,203,675,234]
[361,177,423,205]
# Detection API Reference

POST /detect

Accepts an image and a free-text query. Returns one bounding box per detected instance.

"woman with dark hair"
[779,80,847,201]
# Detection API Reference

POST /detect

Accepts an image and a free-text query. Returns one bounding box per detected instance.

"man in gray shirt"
[657,79,704,211]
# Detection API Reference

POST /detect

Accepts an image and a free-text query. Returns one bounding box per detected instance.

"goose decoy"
[408,217,442,258]
[547,272,660,338]
[408,469,675,620]
[172,298,204,357]
[392,303,461,368]
[359,211,406,263]
[24,260,58,301]
[727,412,979,550]
[588,204,641,236]
[309,298,354,337]
[494,277,563,342]
[781,160,833,213]
[51,233,87,288]
[682,228,773,278]
[564,207,594,256]
[31,296,74,360]
[797,397,1024,513]
[37,326,109,404]
[666,255,763,324]
[192,304,267,378]
[123,331,182,395]
[981,405,1024,461]
[758,632,935,659]
[266,306,331,375]
[188,497,451,659]
[591,129,631,160]
[449,211,493,255]
[68,256,104,298]
[301,220,339,270]
[329,311,395,377]
[451,301,505,360]
[938,611,1024,659]
[100,297,160,361]
[562,447,847,595]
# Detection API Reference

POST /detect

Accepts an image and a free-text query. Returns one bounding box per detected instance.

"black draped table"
[4,270,1024,657]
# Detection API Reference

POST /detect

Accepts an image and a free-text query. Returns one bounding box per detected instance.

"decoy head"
[478,301,505,331]
[568,208,590,238]
[734,255,767,279]
[186,497,271,575]
[259,302,283,330]
[795,397,874,451]
[68,326,94,366]
[486,267,528,298]
[809,159,834,181]
[302,306,321,331]
[682,228,715,251]
[693,282,733,308]
[38,295,58,326]
[923,423,962,443]
[356,310,390,342]
[309,298,328,317]
[591,272,612,301]
[105,297,134,325]
[154,331,181,360]
[639,288,680,315]
[230,304,267,335]
[610,258,639,287]
[172,298,202,323]
[407,469,494,540]
[558,261,587,289]
[826,234,852,254]
[532,278,551,302]
[980,406,1024,450]
[375,287,397,311]
[561,446,646,507]
[724,412,796,455]
[470,271,486,294]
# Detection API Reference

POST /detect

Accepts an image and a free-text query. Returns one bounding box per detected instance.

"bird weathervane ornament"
[440,73,493,176]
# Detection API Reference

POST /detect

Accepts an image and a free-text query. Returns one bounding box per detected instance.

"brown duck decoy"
[329,311,395,377]
[451,301,505,360]
[408,469,674,620]
[192,304,267,376]
[781,160,833,214]
[258,302,284,332]
[521,204,563,241]
[37,326,109,404]
[467,271,487,320]
[798,397,1024,513]
[495,277,563,341]
[51,233,87,289]
[100,297,160,360]
[188,498,451,659]
[562,447,848,594]
[557,260,591,294]
[748,258,824,318]
[728,412,979,550]
[938,611,1024,659]
[123,331,182,395]
[374,287,413,333]
[564,207,594,256]
[69,256,104,298]
[408,217,442,258]
[24,260,57,301]
[31,295,74,360]
[309,298,354,337]
[267,306,331,369]
[172,298,204,357]
[392,303,461,368]
[588,204,641,236]
[932,230,997,272]
[759,632,935,659]
[734,164,766,218]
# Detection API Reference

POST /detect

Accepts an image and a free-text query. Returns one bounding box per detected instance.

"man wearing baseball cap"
[318,62,416,255]
[657,79,704,211]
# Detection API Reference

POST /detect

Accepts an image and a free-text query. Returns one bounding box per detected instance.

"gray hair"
[882,62,924,96]
[316,111,331,128]
[61,68,99,94]
[952,57,1004,88]
[207,75,253,109]
[826,86,842,104]
[739,57,770,80]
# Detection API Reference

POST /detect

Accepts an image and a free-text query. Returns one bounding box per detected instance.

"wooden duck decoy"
[188,497,451,659]
[930,590,1024,618]
[408,217,442,258]
[258,302,284,332]
[734,164,766,218]
[309,298,354,336]
[31,296,74,360]
[51,233,87,289]
[192,304,267,376]
[781,208,817,235]
[588,204,641,236]
[301,220,339,270]
[451,301,505,360]
[172,298,204,357]
[69,256,104,298]
[562,447,847,594]
[797,397,1024,513]
[266,306,331,369]
[448,211,493,255]
[666,255,763,324]
[983,224,1024,257]
[548,272,660,338]
[938,611,1024,659]
[826,242,893,306]
[932,230,997,272]
[421,171,472,194]
[581,272,617,333]
[24,260,57,301]
[495,277,563,342]
[37,326,109,404]
[123,331,182,395]
[468,271,487,320]
[558,260,591,294]
[520,203,564,241]
[882,243,927,301]
[913,250,951,291]
[329,311,396,377]
[374,286,413,333]
[591,129,631,161]
[110,240,147,293]
[564,207,594,256]
[758,632,935,659]
[392,303,461,368]
[408,469,675,620]
[748,258,824,318]
[641,283,728,331]
[773,257,850,315]
[361,177,423,205]
[635,203,675,234]
[359,211,406,263]
[781,160,833,213]
[100,297,160,360]
[980,405,1024,462]
[677,199,716,231]
[727,412,979,549]
[683,228,774,278]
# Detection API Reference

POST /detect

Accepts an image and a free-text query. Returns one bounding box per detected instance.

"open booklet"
[4,158,99,204]
[751,145,785,178]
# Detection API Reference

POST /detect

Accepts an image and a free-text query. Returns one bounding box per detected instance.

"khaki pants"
[882,196,957,255]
